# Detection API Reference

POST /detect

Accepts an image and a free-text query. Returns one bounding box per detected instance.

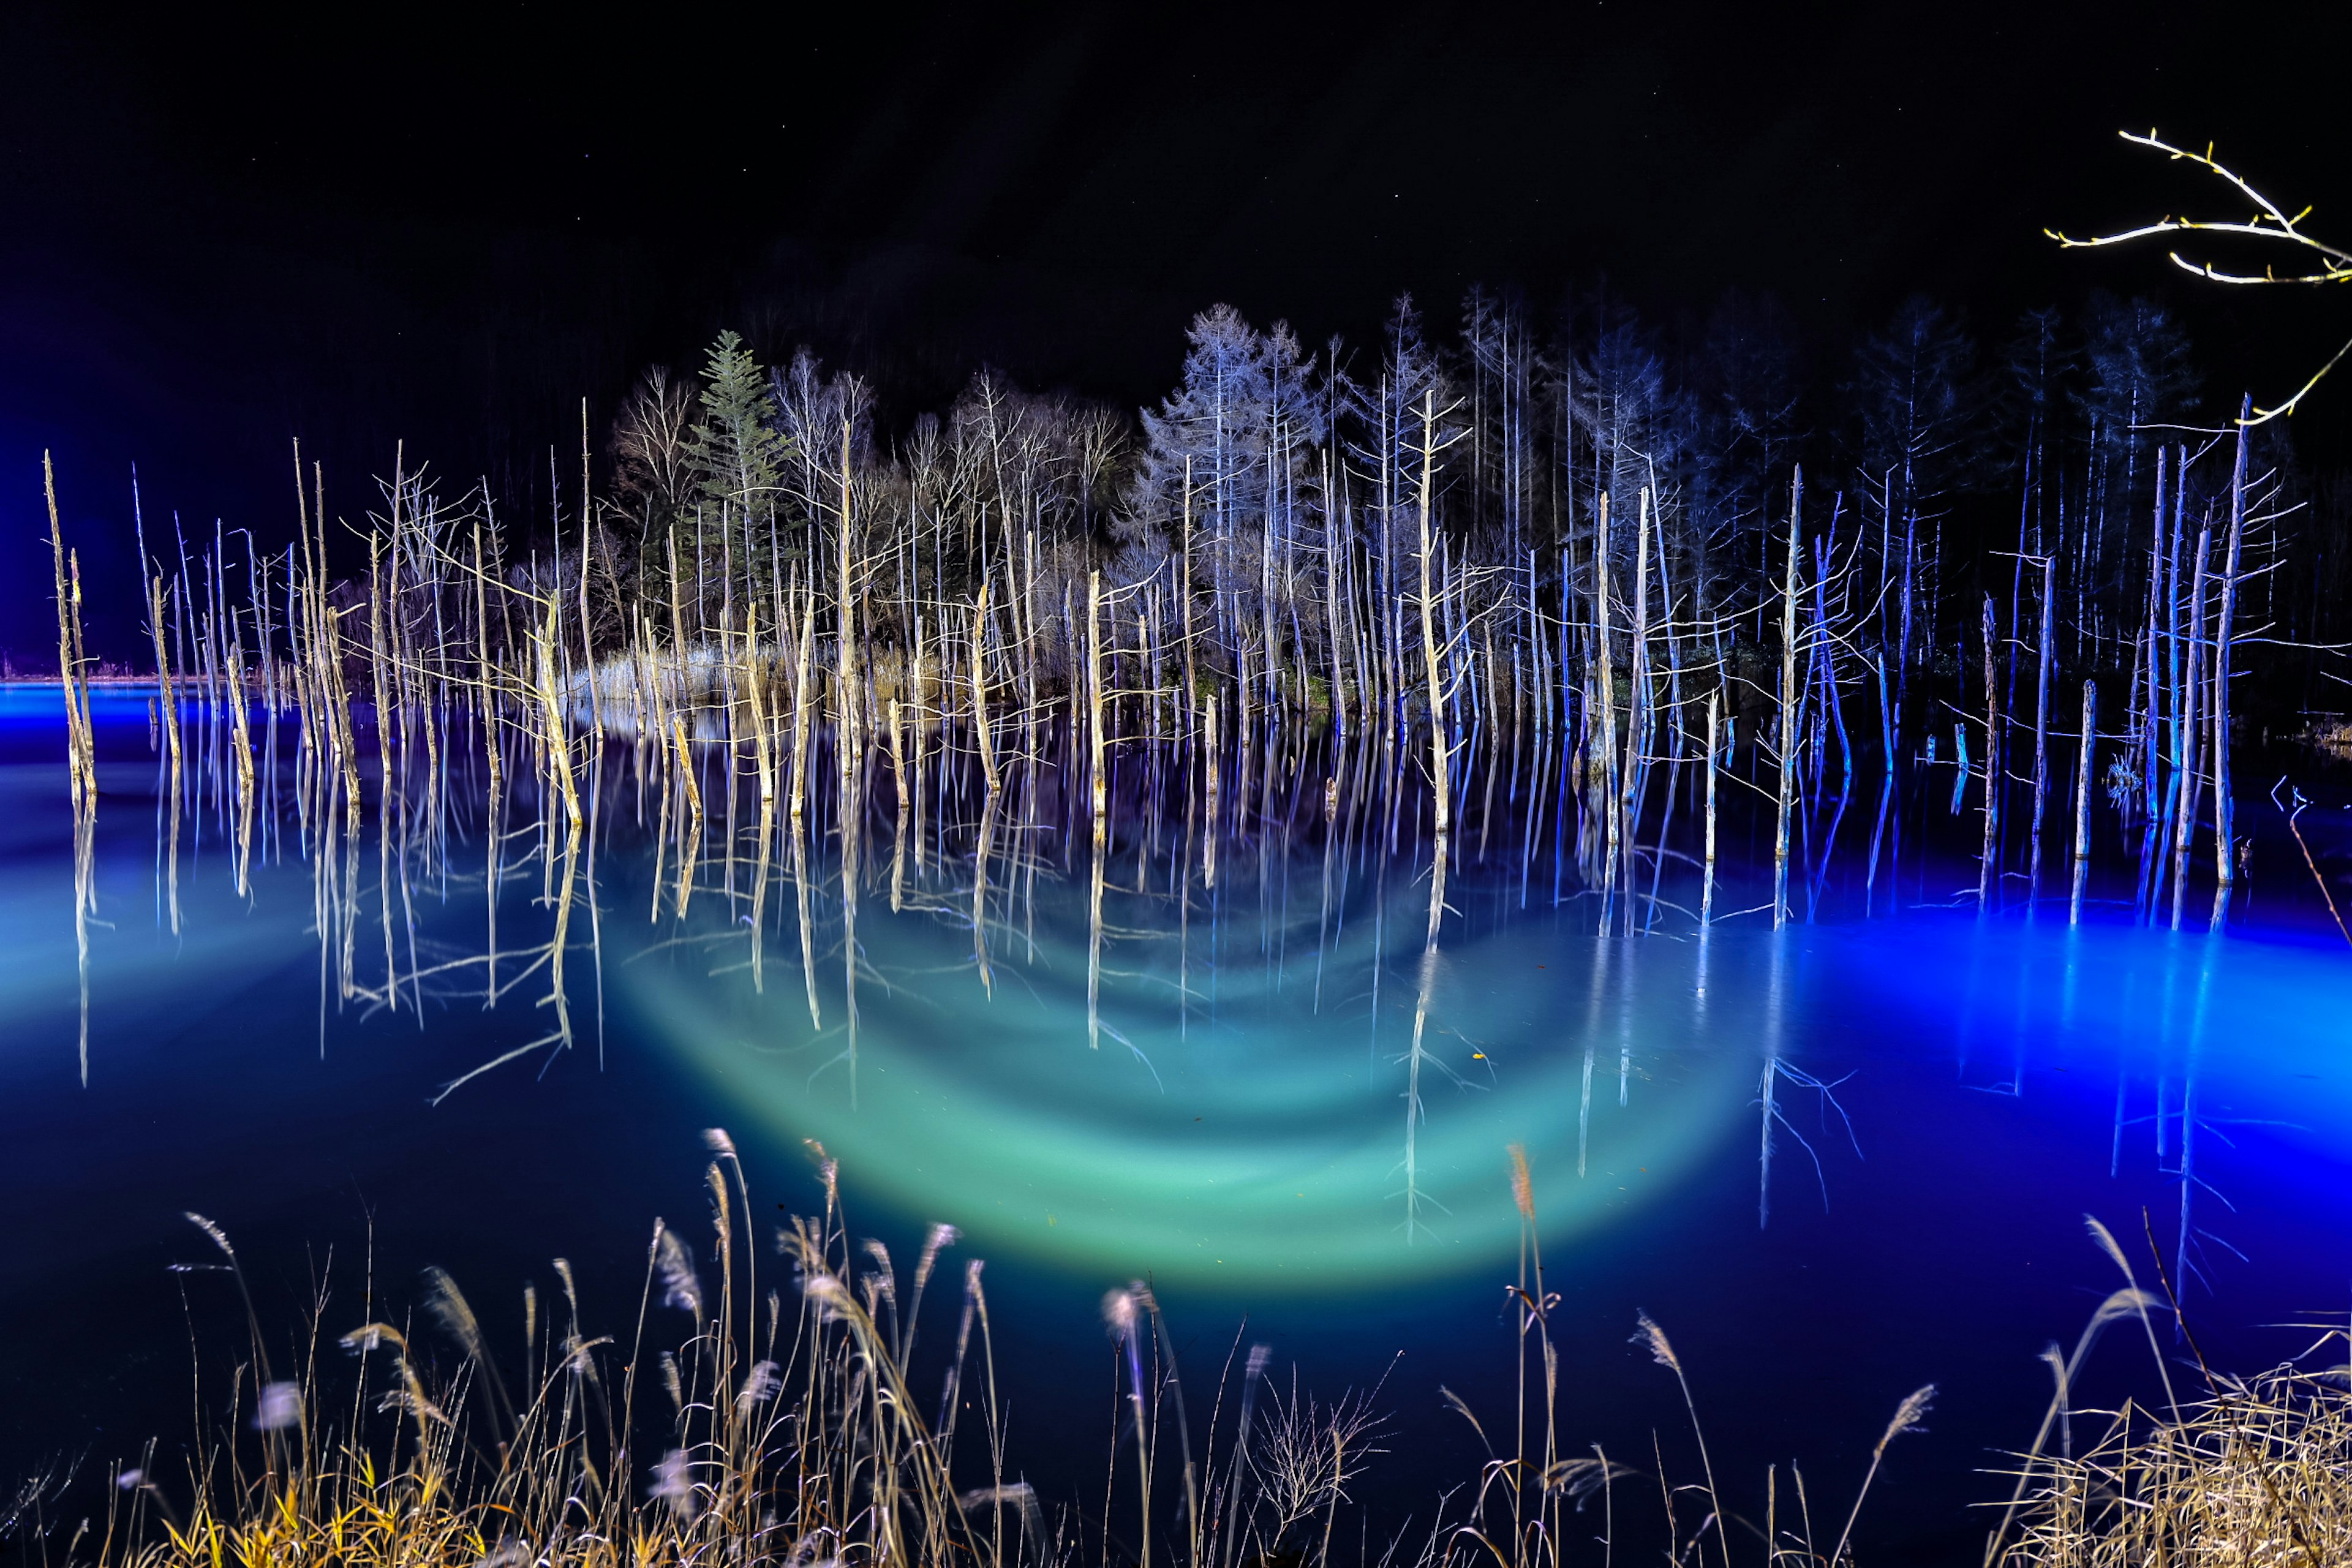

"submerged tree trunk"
[2169,524,2211,932]
[1417,392,1450,840]
[1979,594,2001,913]
[2071,679,2096,925]
[1773,471,1803,930]
[2029,556,2054,907]
[2209,401,2249,930]
[1702,687,1720,927]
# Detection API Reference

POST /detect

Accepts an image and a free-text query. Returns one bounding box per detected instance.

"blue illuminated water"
[3,684,2350,1564]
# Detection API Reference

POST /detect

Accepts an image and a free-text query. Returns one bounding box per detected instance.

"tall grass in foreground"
[15,1140,1984,1568]
[82,1134,1025,1568]
[1995,1365,2352,1566]
[33,1144,2339,1567]
[1991,1219,2352,1566]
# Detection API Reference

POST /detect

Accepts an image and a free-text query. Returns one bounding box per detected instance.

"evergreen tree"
[1571,312,1684,538]
[1852,296,1977,533]
[1696,288,1807,605]
[1850,296,1977,695]
[1131,305,1319,633]
[2077,293,2198,600]
[1999,307,2071,574]
[687,330,791,526]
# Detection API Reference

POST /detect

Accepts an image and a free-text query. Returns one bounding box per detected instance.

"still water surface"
[3,685,2348,1562]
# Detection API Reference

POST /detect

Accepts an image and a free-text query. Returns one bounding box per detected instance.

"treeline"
[577,287,2317,735]
[86,281,2331,943]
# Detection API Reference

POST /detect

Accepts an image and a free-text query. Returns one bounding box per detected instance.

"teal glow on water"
[6,684,2352,1564]
[625,872,1761,1285]
[612,832,2352,1311]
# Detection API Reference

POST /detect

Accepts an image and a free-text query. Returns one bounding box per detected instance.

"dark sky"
[2,0,2345,658]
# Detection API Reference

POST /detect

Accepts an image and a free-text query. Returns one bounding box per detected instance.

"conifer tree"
[688,330,791,525]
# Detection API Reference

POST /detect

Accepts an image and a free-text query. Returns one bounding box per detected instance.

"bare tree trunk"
[1088,570,1107,827]
[1180,458,1197,724]
[2209,400,2250,929]
[2071,679,2096,925]
[1978,594,2001,912]
[2169,526,2211,931]
[2143,450,2180,919]
[1773,472,1803,929]
[1621,488,1653,934]
[836,417,861,802]
[1202,690,1219,891]
[1593,495,1619,914]
[45,457,94,810]
[1416,391,1450,840]
[1702,687,1720,927]
[786,574,814,826]
[2028,555,2054,905]
[972,583,998,797]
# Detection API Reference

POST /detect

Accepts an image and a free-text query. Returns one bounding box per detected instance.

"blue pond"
[2,684,2349,1564]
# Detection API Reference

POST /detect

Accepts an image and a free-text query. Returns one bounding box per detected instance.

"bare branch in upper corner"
[2049,130,2352,424]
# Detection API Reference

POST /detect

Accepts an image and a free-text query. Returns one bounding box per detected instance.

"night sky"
[2,0,2344,658]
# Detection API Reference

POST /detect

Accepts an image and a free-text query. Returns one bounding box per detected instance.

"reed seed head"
[654,1223,703,1319]
[2084,1213,2136,1282]
[1876,1383,1936,1457]
[184,1212,236,1261]
[737,1359,782,1414]
[1507,1143,1535,1223]
[252,1381,301,1431]
[1632,1310,1682,1375]
[649,1449,696,1517]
